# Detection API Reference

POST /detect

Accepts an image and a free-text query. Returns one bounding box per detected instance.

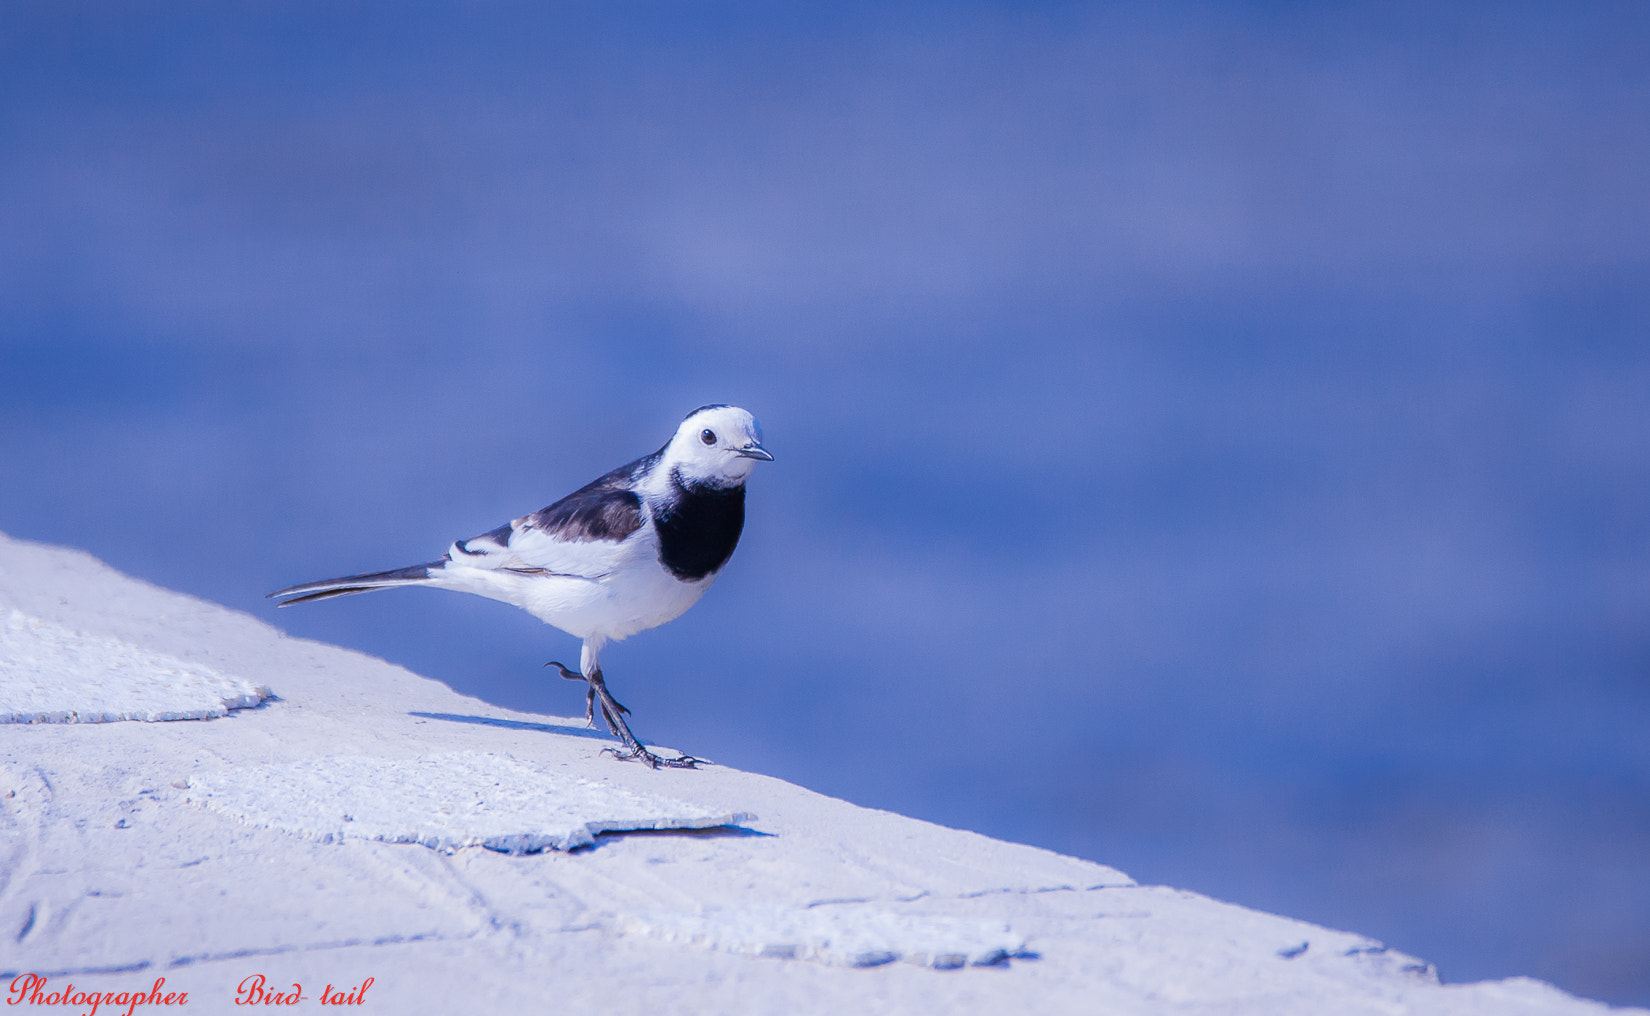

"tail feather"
[268,560,445,607]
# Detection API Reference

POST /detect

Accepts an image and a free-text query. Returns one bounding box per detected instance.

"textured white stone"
[0,608,270,723]
[618,906,1027,968]
[186,752,754,852]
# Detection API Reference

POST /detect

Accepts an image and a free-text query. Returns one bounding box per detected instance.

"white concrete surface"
[0,531,1637,1014]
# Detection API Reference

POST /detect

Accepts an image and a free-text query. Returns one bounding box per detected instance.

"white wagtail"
[269,405,772,769]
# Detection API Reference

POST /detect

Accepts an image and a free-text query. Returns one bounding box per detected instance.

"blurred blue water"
[2,2,1648,1004]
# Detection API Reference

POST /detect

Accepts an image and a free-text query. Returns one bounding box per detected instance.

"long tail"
[267,560,447,607]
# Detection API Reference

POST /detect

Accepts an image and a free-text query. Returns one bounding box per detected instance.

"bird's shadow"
[408,710,612,742]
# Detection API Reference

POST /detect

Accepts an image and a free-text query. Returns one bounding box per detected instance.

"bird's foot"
[601,744,704,770]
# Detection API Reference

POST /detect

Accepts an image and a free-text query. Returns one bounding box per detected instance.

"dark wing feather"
[447,450,660,578]
[517,450,656,543]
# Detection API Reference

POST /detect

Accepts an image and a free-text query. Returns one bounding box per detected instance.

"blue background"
[3,2,1648,1004]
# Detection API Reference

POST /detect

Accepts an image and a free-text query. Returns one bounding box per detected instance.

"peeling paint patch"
[185,752,753,852]
[0,610,270,723]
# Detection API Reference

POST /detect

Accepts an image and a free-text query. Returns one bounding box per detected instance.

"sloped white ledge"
[0,530,1636,1015]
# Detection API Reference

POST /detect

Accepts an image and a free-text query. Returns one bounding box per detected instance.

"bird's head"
[663,404,773,487]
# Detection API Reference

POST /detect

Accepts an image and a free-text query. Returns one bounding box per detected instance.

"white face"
[665,405,772,486]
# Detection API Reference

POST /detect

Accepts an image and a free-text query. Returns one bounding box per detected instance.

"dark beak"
[737,443,774,461]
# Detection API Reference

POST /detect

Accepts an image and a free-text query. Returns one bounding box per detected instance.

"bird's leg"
[546,660,623,725]
[544,661,699,769]
[545,660,608,725]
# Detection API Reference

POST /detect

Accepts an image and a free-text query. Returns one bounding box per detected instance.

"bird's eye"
[700,429,717,445]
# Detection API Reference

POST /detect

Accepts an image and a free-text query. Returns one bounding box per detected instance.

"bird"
[268,404,772,769]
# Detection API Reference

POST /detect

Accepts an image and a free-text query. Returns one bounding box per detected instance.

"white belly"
[434,531,714,642]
